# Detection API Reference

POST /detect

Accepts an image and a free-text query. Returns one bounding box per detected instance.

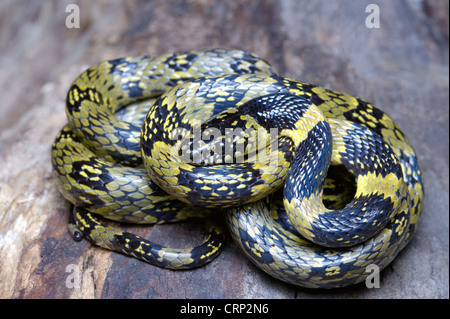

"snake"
[51,49,423,288]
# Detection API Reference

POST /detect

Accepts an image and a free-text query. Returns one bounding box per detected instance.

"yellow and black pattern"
[68,207,224,269]
[51,49,423,288]
[53,49,275,269]
[52,125,211,224]
[65,49,276,166]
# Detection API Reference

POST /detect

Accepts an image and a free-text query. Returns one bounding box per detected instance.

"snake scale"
[51,49,423,288]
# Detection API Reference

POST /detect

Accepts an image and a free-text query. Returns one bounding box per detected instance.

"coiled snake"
[51,49,423,288]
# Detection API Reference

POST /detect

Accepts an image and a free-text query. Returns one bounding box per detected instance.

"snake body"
[51,49,423,288]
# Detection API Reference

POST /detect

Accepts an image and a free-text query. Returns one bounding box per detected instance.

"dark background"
[0,0,448,298]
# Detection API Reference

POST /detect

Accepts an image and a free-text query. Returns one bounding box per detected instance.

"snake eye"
[72,230,84,242]
[68,223,84,242]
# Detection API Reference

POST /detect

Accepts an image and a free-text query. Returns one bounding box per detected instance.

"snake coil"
[51,49,423,288]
